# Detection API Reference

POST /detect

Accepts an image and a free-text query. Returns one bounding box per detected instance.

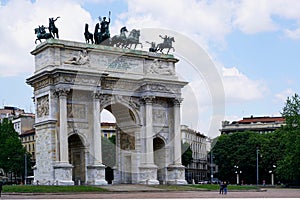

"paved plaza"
[2,185,300,199]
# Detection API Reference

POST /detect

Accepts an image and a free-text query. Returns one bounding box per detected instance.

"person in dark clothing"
[0,181,3,197]
[223,181,228,194]
[219,181,224,194]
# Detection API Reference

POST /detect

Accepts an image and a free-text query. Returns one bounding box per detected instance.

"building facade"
[181,125,209,183]
[220,116,285,135]
[0,106,25,121]
[19,128,36,162]
[101,122,116,138]
[12,114,35,135]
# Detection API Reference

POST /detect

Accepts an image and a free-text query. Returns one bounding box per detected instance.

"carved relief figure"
[37,95,49,118]
[147,59,174,75]
[64,50,90,65]
[120,132,135,150]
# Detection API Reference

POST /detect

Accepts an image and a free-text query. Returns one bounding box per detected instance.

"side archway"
[153,137,167,184]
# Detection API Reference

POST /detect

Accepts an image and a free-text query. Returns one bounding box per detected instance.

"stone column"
[173,98,182,165]
[167,97,187,185]
[53,87,74,185]
[57,88,69,163]
[139,95,159,185]
[86,91,107,185]
[144,95,155,165]
[93,92,102,164]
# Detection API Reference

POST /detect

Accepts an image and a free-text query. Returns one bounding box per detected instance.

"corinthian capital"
[142,95,155,104]
[173,97,183,106]
[54,87,70,97]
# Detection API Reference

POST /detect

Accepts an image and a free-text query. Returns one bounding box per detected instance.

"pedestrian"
[219,181,224,194]
[223,181,228,194]
[0,181,3,197]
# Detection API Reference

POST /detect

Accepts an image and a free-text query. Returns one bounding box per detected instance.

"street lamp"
[234,165,242,185]
[210,151,214,184]
[256,147,259,185]
[269,165,276,186]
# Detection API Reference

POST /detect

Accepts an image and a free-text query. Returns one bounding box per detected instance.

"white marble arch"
[27,39,187,185]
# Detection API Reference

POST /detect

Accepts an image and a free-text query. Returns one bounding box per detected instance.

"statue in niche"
[64,50,89,65]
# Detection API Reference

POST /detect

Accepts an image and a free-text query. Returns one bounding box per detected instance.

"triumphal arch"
[27,39,188,185]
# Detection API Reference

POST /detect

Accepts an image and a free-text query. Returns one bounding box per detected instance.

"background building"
[0,106,25,121]
[220,115,285,135]
[181,125,209,183]
[12,113,35,135]
[101,122,116,138]
[19,128,36,162]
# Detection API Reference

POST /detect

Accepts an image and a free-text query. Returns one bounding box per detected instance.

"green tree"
[0,118,28,183]
[212,131,262,184]
[181,142,193,167]
[276,93,300,184]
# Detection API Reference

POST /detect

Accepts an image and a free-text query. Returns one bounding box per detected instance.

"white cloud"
[0,0,93,77]
[121,0,234,47]
[222,67,268,102]
[233,0,300,37]
[233,0,278,34]
[275,88,295,103]
[284,28,300,40]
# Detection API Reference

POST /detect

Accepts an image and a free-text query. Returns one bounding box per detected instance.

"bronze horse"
[34,26,53,44]
[125,29,143,49]
[48,17,60,39]
[156,35,175,54]
[84,23,94,44]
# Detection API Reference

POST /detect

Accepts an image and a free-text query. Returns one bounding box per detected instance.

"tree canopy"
[0,118,30,183]
[212,93,300,185]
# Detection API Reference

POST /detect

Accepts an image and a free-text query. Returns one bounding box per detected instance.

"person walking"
[219,181,224,194]
[223,181,228,194]
[0,181,3,197]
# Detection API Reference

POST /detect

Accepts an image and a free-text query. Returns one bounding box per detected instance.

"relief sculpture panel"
[37,95,49,118]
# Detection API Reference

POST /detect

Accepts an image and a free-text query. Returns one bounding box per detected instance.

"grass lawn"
[191,184,259,191]
[3,185,109,193]
[152,184,259,191]
[3,184,259,193]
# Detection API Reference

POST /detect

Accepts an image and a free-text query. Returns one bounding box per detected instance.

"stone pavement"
[2,185,300,199]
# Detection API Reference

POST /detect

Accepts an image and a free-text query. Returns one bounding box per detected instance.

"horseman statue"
[49,16,60,39]
[156,35,175,54]
[34,25,53,44]
[95,11,111,45]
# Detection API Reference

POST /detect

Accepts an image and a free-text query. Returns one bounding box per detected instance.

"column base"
[53,162,74,185]
[167,164,187,185]
[139,164,159,185]
[87,164,108,185]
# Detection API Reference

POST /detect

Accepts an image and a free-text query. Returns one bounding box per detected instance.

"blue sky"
[0,0,299,138]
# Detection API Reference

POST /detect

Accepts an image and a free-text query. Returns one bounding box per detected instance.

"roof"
[237,116,285,124]
[20,128,35,136]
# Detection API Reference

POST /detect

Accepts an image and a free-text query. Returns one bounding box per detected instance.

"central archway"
[101,101,140,184]
[68,134,85,185]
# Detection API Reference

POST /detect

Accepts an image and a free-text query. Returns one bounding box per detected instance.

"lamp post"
[256,147,259,185]
[234,165,242,185]
[269,165,276,186]
[24,154,27,185]
[210,151,214,184]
